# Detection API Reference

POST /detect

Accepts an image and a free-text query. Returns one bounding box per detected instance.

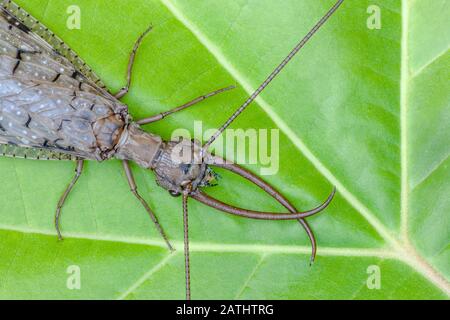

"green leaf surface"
[0,0,448,299]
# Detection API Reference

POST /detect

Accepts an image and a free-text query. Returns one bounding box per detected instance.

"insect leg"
[122,160,174,251]
[55,160,84,240]
[136,85,235,125]
[114,26,153,99]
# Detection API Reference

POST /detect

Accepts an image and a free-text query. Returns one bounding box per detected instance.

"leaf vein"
[234,253,266,299]
[116,252,177,300]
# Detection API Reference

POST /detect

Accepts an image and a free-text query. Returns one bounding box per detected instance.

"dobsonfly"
[0,0,344,299]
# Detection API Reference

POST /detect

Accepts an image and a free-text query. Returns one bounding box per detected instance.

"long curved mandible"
[191,187,335,220]
[192,155,336,263]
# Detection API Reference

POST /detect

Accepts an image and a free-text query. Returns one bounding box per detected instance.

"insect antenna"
[202,0,344,154]
[182,187,192,300]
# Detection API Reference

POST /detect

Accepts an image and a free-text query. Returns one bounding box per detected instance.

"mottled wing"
[0,143,78,160]
[1,0,109,94]
[0,1,128,161]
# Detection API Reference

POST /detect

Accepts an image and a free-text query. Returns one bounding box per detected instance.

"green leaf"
[0,0,448,299]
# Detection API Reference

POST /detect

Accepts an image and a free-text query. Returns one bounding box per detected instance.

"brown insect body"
[115,122,214,195]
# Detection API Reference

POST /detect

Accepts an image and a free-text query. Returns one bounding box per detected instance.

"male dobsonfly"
[0,0,344,299]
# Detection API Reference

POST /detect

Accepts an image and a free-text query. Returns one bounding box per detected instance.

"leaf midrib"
[0,224,396,257]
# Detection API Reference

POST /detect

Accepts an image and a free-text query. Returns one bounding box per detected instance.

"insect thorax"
[114,125,217,195]
[114,122,163,167]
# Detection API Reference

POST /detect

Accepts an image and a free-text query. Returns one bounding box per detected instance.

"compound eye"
[169,190,181,197]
